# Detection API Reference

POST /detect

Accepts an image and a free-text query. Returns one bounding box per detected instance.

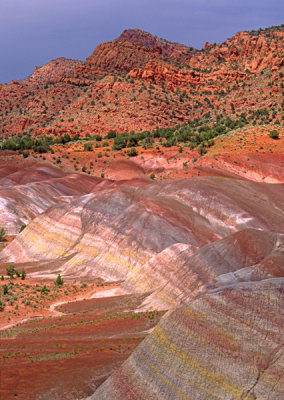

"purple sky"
[0,0,283,83]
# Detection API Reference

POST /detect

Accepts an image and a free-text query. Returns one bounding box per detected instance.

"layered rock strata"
[93,278,284,400]
[1,177,284,282]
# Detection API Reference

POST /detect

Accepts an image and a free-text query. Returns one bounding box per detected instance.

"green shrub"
[2,284,9,295]
[19,224,26,233]
[107,130,116,139]
[21,270,26,280]
[0,300,5,311]
[55,274,64,287]
[113,135,128,151]
[269,130,279,139]
[127,147,138,157]
[6,264,17,279]
[84,143,93,151]
[198,143,207,156]
[41,285,50,296]
[0,228,5,242]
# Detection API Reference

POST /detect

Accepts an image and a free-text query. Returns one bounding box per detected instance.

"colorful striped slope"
[1,177,284,282]
[93,278,284,400]
[123,228,284,310]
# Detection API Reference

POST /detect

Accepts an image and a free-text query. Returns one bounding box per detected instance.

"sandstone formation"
[128,60,248,87]
[0,26,283,138]
[25,58,84,85]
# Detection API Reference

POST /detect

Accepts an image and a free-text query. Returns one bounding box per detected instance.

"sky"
[0,0,283,83]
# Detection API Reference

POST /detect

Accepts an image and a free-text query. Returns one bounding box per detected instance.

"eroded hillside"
[0,25,283,400]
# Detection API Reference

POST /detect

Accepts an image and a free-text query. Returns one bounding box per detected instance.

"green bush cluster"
[5,264,26,280]
[83,142,93,151]
[0,133,80,154]
[112,114,250,155]
[269,130,279,139]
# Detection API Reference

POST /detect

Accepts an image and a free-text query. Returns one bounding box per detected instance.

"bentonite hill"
[0,25,283,400]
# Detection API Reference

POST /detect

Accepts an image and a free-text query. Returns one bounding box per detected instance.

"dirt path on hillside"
[0,282,120,331]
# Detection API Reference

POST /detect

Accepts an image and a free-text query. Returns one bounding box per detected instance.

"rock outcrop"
[128,59,248,87]
[84,28,194,77]
[0,26,283,138]
[24,58,84,84]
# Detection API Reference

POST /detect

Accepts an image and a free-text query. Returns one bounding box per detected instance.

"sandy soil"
[0,273,120,330]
